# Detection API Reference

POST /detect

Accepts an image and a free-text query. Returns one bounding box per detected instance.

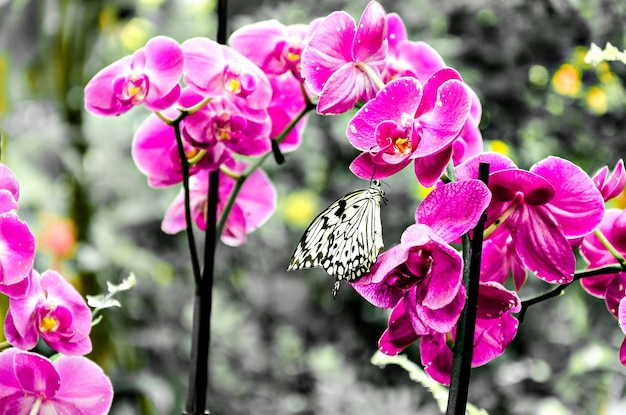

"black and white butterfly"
[288,181,385,297]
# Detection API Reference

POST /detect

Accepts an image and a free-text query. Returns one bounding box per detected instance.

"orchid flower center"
[40,316,58,332]
[223,64,257,98]
[115,72,149,104]
[211,113,247,142]
[394,137,411,154]
[38,303,59,332]
[483,193,524,238]
[29,397,43,415]
[37,302,74,334]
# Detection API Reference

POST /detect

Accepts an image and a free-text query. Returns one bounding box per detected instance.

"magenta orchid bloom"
[181,37,272,117]
[0,212,36,299]
[580,208,626,298]
[162,160,276,246]
[480,228,527,290]
[229,20,311,80]
[301,1,388,114]
[132,88,244,188]
[84,36,183,116]
[0,164,19,208]
[5,269,92,355]
[592,159,625,202]
[352,180,491,336]
[0,348,113,414]
[382,13,483,167]
[267,73,309,153]
[380,282,520,385]
[457,152,604,284]
[182,95,271,156]
[348,72,471,186]
[383,13,445,84]
[619,297,626,365]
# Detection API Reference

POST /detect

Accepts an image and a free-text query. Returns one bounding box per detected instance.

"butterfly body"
[288,182,385,296]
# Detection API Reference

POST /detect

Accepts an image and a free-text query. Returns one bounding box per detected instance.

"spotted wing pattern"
[288,182,385,296]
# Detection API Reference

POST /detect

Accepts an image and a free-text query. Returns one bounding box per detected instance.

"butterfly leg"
[332,279,341,298]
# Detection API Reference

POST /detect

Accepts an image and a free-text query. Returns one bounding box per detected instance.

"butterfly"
[288,180,385,297]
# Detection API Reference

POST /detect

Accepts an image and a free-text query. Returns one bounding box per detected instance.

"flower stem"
[184,1,227,414]
[216,101,315,238]
[171,113,202,286]
[518,263,625,323]
[446,162,490,415]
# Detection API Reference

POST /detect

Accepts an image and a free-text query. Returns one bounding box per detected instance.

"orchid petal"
[350,151,411,180]
[455,152,518,182]
[532,156,604,238]
[415,179,491,242]
[54,356,114,414]
[413,145,453,187]
[508,204,574,284]
[605,273,626,318]
[347,77,422,150]
[420,333,453,385]
[352,1,388,67]
[413,284,466,333]
[300,11,355,94]
[316,63,366,114]
[14,352,60,397]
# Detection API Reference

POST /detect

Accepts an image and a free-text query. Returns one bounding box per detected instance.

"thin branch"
[518,263,625,323]
[216,101,315,238]
[171,113,202,286]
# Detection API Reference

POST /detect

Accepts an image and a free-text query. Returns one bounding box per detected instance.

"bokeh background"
[2,0,626,414]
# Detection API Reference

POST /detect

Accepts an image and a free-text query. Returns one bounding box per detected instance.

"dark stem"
[172,114,202,285]
[271,139,286,164]
[446,162,490,415]
[518,263,625,323]
[184,1,227,414]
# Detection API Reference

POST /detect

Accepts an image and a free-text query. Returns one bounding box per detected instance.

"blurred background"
[2,0,626,414]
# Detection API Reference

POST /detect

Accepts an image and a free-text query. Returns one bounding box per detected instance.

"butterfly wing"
[288,185,384,293]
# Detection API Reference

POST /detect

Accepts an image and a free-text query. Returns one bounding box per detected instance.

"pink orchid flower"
[181,37,272,117]
[480,228,527,290]
[162,160,276,246]
[182,95,271,156]
[229,19,312,80]
[592,159,625,202]
[5,269,92,356]
[619,297,626,365]
[380,282,520,385]
[84,36,183,116]
[301,1,388,114]
[0,348,113,414]
[0,164,19,207]
[457,152,604,284]
[580,208,626,314]
[266,73,310,153]
[348,72,470,186]
[132,88,244,188]
[0,211,36,299]
[383,13,445,84]
[352,180,491,335]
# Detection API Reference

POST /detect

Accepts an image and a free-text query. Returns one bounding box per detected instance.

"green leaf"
[370,351,489,415]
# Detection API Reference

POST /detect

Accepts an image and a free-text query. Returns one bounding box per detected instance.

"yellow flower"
[283,190,319,228]
[487,139,510,157]
[552,64,581,97]
[586,86,608,115]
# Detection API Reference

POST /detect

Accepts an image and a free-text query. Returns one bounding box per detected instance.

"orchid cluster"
[0,165,113,413]
[79,0,626,405]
